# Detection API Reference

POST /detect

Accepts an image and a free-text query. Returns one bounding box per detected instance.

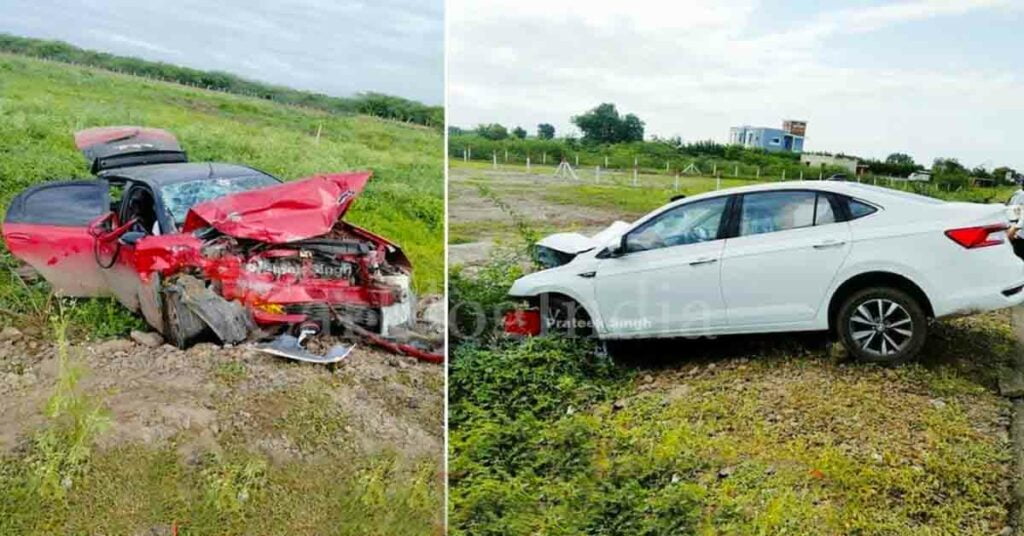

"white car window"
[740,191,818,237]
[1008,190,1024,206]
[625,196,728,253]
[816,194,836,224]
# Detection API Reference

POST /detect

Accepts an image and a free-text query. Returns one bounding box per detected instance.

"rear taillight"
[945,224,1008,249]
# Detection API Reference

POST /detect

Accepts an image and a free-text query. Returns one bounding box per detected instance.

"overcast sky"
[450,0,1024,170]
[1,0,443,104]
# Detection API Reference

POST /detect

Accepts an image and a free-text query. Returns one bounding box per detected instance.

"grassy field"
[448,161,1021,534]
[0,54,443,534]
[0,52,444,338]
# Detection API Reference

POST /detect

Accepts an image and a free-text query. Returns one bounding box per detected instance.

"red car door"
[2,180,113,297]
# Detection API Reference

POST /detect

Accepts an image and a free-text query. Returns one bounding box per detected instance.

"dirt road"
[0,328,443,464]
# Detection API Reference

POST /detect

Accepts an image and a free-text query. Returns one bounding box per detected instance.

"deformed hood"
[182,171,371,243]
[536,221,631,255]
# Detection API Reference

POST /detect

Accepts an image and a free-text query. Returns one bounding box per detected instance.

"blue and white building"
[729,120,806,153]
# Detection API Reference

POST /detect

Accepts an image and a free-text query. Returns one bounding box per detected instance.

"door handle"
[689,257,717,266]
[813,240,846,249]
[578,271,596,278]
[5,233,30,241]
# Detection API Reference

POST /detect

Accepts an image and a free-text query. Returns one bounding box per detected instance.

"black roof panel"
[101,162,279,187]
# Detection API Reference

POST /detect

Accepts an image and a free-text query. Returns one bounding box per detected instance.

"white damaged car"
[507,181,1024,364]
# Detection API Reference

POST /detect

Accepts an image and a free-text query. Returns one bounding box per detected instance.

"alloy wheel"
[847,298,913,357]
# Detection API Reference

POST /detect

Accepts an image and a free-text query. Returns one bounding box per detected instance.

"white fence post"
[595,166,600,183]
[526,156,531,173]
[492,151,497,169]
[674,173,680,191]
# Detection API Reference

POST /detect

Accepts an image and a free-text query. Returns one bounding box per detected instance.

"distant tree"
[619,114,645,143]
[447,125,466,136]
[571,103,645,144]
[512,126,527,139]
[537,123,555,139]
[933,158,970,189]
[994,166,1019,183]
[475,123,508,140]
[885,152,915,167]
[933,157,966,174]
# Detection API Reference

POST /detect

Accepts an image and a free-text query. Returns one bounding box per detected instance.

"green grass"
[449,322,1015,534]
[1,444,441,535]
[0,53,443,337]
[0,315,442,535]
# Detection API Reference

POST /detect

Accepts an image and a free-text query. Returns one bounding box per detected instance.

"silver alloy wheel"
[848,298,914,357]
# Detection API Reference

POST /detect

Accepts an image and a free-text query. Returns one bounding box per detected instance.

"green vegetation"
[0,53,443,338]
[449,313,1014,534]
[450,134,850,181]
[0,34,442,127]
[0,313,441,535]
[572,103,645,144]
[2,443,441,535]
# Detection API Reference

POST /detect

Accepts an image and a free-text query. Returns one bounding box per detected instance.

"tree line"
[0,33,443,128]
[455,102,1019,188]
[458,103,644,144]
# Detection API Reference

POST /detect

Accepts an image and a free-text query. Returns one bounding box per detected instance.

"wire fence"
[452,150,977,197]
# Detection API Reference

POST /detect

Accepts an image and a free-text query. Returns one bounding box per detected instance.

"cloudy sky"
[2,0,443,104]
[450,0,1024,170]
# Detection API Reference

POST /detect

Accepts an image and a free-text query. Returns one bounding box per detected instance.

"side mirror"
[119,230,146,246]
[597,235,628,259]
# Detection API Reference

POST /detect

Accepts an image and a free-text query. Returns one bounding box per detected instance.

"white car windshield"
[161,175,279,223]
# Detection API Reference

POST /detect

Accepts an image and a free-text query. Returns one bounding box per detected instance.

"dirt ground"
[448,165,624,266]
[0,327,443,465]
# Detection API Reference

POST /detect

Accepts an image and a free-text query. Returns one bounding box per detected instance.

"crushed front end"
[136,172,443,364]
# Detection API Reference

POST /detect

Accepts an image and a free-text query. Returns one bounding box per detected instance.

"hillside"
[0,54,443,534]
[0,34,443,127]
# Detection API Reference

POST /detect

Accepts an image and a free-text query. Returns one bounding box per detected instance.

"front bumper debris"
[256,330,355,364]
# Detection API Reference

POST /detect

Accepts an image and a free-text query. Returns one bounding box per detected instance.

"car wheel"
[162,287,206,349]
[540,295,594,338]
[837,287,927,365]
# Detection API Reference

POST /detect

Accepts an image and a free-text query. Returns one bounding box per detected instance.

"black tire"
[162,287,206,349]
[540,294,594,338]
[836,287,927,365]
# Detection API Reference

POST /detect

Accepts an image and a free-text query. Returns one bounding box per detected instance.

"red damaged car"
[2,126,441,363]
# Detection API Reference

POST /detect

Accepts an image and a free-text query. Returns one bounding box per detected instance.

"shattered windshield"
[161,175,279,223]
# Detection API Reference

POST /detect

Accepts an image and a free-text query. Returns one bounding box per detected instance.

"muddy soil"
[0,328,443,464]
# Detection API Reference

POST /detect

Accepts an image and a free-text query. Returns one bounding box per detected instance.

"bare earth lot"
[0,332,442,461]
